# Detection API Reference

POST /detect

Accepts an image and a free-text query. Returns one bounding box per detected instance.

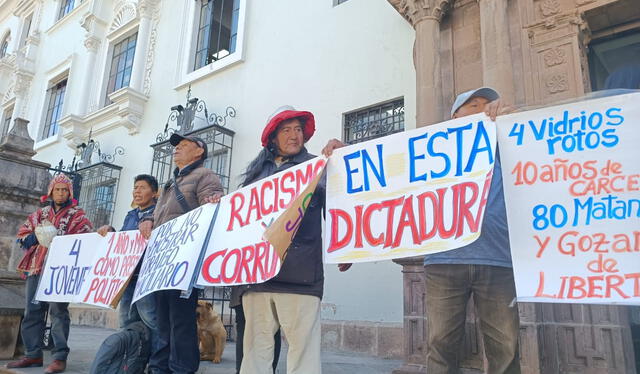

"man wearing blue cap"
[423,88,521,374]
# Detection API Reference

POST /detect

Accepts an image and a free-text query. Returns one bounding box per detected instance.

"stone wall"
[67,306,405,359]
[0,117,52,359]
[0,118,51,271]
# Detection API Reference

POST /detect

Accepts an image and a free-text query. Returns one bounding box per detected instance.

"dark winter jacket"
[232,147,326,305]
[120,205,155,232]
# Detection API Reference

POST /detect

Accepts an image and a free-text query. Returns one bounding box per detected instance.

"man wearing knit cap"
[7,174,93,373]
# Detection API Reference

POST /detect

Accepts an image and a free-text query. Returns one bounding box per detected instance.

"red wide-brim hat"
[261,108,315,147]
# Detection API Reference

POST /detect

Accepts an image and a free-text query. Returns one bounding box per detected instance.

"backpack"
[89,321,151,374]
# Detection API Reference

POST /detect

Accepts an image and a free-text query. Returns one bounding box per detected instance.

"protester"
[324,88,515,373]
[96,174,159,367]
[422,87,520,374]
[238,105,352,374]
[138,134,223,374]
[7,174,93,374]
[231,278,281,374]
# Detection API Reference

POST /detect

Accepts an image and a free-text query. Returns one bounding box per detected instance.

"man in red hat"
[236,105,330,374]
[7,173,92,373]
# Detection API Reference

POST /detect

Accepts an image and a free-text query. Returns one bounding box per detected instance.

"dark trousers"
[234,305,281,374]
[22,274,70,361]
[151,289,199,374]
[425,264,521,374]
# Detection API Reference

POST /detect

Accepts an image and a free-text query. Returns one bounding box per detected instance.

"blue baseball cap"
[450,87,500,118]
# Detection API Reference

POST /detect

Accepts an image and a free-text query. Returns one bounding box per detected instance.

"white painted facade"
[0,0,415,324]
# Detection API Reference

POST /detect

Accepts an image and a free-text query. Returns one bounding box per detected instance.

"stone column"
[391,257,427,374]
[415,18,443,127]
[76,36,101,115]
[388,0,451,127]
[129,0,158,92]
[0,117,51,270]
[478,0,515,102]
[0,117,51,359]
[387,1,452,372]
[11,69,34,121]
[78,14,106,115]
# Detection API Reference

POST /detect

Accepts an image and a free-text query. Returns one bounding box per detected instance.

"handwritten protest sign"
[264,164,325,260]
[197,157,327,287]
[324,114,496,263]
[497,92,640,305]
[35,234,96,303]
[36,231,147,308]
[79,231,147,308]
[132,204,217,303]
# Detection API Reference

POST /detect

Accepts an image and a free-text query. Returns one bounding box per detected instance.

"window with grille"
[151,124,234,193]
[41,78,68,140]
[77,163,122,228]
[105,33,137,105]
[58,0,78,20]
[343,98,405,145]
[1,106,13,139]
[194,0,240,70]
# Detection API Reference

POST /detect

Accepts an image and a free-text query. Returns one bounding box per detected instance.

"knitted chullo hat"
[40,173,75,204]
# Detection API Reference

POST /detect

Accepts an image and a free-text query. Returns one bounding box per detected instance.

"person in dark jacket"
[97,174,158,329]
[239,105,342,374]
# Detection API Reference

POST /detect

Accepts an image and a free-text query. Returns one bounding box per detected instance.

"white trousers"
[240,292,321,374]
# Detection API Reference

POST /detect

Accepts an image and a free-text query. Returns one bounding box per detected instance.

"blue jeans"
[119,277,159,370]
[424,264,521,374]
[21,274,70,361]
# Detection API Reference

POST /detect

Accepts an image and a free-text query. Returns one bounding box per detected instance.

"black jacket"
[232,147,325,303]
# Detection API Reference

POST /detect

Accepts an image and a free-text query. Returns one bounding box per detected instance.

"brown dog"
[196,300,227,363]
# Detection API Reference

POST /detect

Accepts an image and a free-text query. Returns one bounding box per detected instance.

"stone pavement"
[1,326,402,374]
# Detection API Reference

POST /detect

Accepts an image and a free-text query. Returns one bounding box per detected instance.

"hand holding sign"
[498,92,640,305]
[323,113,496,263]
[36,231,148,308]
[198,157,327,287]
[139,220,153,240]
[133,204,217,303]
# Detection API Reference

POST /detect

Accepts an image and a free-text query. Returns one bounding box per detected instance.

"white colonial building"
[0,0,415,357]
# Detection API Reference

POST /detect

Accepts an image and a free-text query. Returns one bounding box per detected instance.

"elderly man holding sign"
[7,174,92,373]
[237,106,349,374]
[139,134,223,374]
